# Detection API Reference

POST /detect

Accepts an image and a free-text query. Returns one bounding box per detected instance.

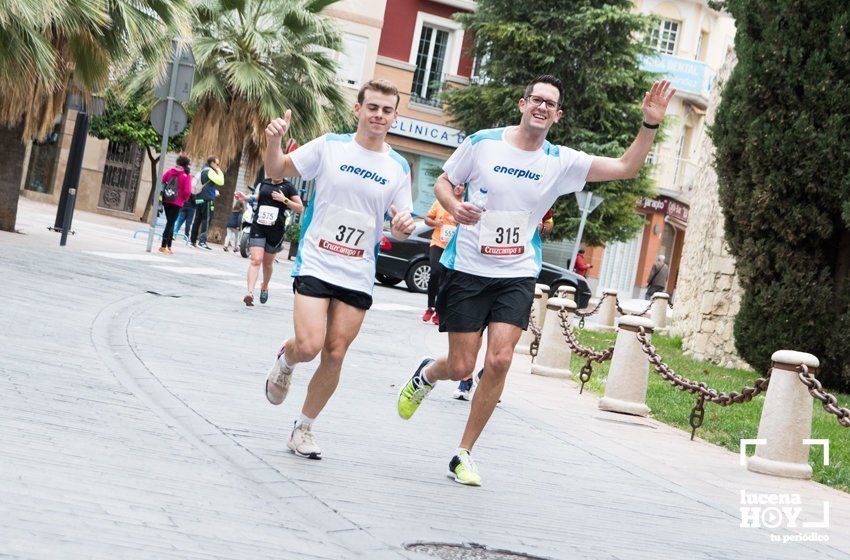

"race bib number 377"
[317,205,375,259]
[479,211,529,256]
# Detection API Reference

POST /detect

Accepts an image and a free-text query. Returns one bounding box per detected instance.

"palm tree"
[176,0,349,242]
[0,0,192,231]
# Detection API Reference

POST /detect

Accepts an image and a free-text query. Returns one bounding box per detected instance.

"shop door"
[99,142,143,213]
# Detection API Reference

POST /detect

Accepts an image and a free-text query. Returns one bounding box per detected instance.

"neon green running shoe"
[397,358,435,420]
[447,451,482,486]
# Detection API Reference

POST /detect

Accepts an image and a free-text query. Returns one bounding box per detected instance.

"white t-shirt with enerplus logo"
[441,127,593,278]
[289,133,413,295]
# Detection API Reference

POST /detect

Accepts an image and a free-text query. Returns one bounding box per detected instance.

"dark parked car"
[376,221,593,308]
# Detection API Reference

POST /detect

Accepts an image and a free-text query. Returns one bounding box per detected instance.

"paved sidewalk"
[1,200,849,559]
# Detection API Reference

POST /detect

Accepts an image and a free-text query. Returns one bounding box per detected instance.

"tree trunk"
[207,148,240,244]
[141,149,160,223]
[0,123,27,232]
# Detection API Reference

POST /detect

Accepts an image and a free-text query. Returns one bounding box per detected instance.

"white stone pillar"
[598,315,654,417]
[516,287,543,355]
[598,289,618,331]
[535,283,550,329]
[747,350,819,480]
[531,298,577,378]
[558,285,576,301]
[651,292,670,330]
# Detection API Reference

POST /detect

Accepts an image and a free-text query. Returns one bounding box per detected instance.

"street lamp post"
[568,191,604,272]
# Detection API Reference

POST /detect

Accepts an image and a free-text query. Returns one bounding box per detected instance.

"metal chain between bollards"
[689,394,706,437]
[797,364,850,428]
[575,293,610,329]
[615,298,653,317]
[635,326,771,440]
[558,309,614,393]
[528,306,542,358]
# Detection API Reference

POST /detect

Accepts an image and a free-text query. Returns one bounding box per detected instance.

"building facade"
[17,0,473,223]
[580,0,736,298]
[373,0,474,215]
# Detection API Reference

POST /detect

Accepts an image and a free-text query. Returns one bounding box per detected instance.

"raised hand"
[389,205,415,236]
[265,109,292,142]
[642,80,676,126]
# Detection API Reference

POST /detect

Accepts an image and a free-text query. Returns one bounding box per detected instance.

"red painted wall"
[379,0,474,78]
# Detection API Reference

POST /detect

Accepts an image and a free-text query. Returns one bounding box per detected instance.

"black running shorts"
[249,224,285,253]
[435,269,536,332]
[292,275,373,310]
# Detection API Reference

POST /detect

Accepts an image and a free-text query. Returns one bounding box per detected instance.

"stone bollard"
[598,315,655,417]
[535,283,550,329]
[530,298,577,378]
[557,285,576,301]
[747,351,820,479]
[516,287,544,355]
[651,292,670,331]
[598,289,618,331]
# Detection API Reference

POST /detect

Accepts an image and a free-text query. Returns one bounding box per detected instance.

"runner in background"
[235,177,302,306]
[422,183,465,324]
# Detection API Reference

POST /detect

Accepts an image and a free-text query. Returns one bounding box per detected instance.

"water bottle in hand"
[464,188,488,230]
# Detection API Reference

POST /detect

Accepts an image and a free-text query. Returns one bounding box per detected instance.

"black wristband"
[642,121,660,130]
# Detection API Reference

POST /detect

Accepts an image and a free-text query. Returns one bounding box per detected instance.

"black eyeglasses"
[525,95,560,111]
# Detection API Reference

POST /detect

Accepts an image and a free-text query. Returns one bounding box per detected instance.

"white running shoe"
[453,378,473,401]
[287,422,321,460]
[265,346,294,405]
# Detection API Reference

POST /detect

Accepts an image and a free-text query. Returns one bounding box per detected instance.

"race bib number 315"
[479,211,529,256]
[317,205,375,259]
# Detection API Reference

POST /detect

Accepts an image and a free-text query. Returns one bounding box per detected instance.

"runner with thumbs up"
[260,79,414,460]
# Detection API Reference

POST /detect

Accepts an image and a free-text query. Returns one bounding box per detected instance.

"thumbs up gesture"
[389,205,415,238]
[265,110,291,143]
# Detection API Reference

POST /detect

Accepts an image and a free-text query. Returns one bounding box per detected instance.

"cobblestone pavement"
[1,200,848,559]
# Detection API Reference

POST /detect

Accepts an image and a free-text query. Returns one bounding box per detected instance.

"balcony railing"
[410,74,447,108]
[410,92,442,108]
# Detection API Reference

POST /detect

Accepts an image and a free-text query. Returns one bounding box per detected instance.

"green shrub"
[713,0,850,391]
[285,221,300,244]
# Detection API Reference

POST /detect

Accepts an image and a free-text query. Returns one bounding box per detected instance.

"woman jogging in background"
[235,177,303,306]
[158,156,193,255]
[422,183,464,323]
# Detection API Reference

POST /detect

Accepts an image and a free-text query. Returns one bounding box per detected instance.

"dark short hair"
[176,155,190,168]
[357,79,400,108]
[578,248,585,254]
[524,75,563,106]
[206,156,218,165]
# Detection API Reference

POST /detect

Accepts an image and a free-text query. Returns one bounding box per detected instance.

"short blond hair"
[357,79,400,108]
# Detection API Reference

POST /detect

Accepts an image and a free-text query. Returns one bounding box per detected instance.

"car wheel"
[239,233,250,258]
[405,261,431,293]
[375,273,402,286]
